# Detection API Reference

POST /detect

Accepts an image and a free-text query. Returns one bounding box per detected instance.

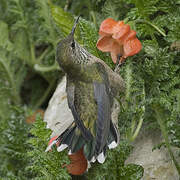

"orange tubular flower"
[64,148,87,175]
[96,18,142,63]
[48,137,87,175]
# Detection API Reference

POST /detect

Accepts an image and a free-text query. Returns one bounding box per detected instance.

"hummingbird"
[47,16,125,164]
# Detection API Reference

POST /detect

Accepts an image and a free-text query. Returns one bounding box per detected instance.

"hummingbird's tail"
[83,120,119,163]
[45,120,119,164]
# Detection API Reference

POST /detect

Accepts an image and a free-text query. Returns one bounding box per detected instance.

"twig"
[114,54,124,73]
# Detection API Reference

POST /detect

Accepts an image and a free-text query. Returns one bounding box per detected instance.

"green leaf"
[0,49,27,106]
[0,106,31,179]
[50,3,76,38]
[143,40,158,57]
[0,20,13,51]
[86,141,144,180]
[119,164,144,180]
[27,116,71,179]
[35,0,57,46]
[13,29,30,62]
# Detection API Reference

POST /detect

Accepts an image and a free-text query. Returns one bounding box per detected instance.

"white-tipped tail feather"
[87,161,91,170]
[45,140,57,152]
[97,152,105,164]
[90,156,96,163]
[68,149,72,155]
[108,141,118,149]
[57,144,68,152]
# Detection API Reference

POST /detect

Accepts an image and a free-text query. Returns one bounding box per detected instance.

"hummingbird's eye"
[71,41,75,49]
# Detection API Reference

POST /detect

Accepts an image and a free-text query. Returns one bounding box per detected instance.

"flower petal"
[97,18,142,63]
[112,21,125,33]
[112,24,130,44]
[99,18,117,36]
[96,36,115,52]
[123,38,142,57]
[125,30,136,41]
[110,52,117,64]
[66,148,88,175]
[110,42,124,63]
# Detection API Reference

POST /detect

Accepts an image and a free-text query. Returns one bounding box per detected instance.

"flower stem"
[37,47,51,63]
[90,11,97,29]
[30,42,36,64]
[34,79,56,109]
[130,115,144,142]
[154,107,180,174]
[34,64,59,72]
[125,63,132,100]
[136,19,166,37]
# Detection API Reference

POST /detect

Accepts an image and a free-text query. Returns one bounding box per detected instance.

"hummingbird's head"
[56,16,81,73]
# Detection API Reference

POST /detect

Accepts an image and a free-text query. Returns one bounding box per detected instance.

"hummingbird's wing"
[92,62,111,155]
[66,76,94,141]
[93,81,111,155]
[66,62,112,159]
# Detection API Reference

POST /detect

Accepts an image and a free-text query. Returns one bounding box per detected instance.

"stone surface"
[125,129,180,180]
[44,76,74,138]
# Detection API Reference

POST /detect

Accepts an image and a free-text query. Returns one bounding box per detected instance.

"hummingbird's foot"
[114,54,125,72]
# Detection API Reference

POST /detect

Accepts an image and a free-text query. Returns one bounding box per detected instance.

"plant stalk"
[37,47,51,63]
[34,64,59,72]
[130,115,144,142]
[136,19,166,37]
[154,108,180,174]
[0,58,21,104]
[30,42,36,64]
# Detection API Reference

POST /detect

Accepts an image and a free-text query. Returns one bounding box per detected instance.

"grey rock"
[44,76,73,138]
[126,129,180,180]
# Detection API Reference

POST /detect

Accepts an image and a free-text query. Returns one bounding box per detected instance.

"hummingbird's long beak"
[70,16,80,37]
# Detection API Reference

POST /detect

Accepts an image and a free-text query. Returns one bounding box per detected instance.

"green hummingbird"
[49,17,125,163]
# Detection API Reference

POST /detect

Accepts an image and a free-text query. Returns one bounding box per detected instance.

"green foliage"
[168,92,180,148]
[0,20,26,116]
[0,0,180,179]
[49,3,75,38]
[119,0,180,173]
[118,61,145,142]
[0,106,30,179]
[0,0,59,110]
[26,116,71,180]
[87,141,143,180]
[102,0,131,21]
